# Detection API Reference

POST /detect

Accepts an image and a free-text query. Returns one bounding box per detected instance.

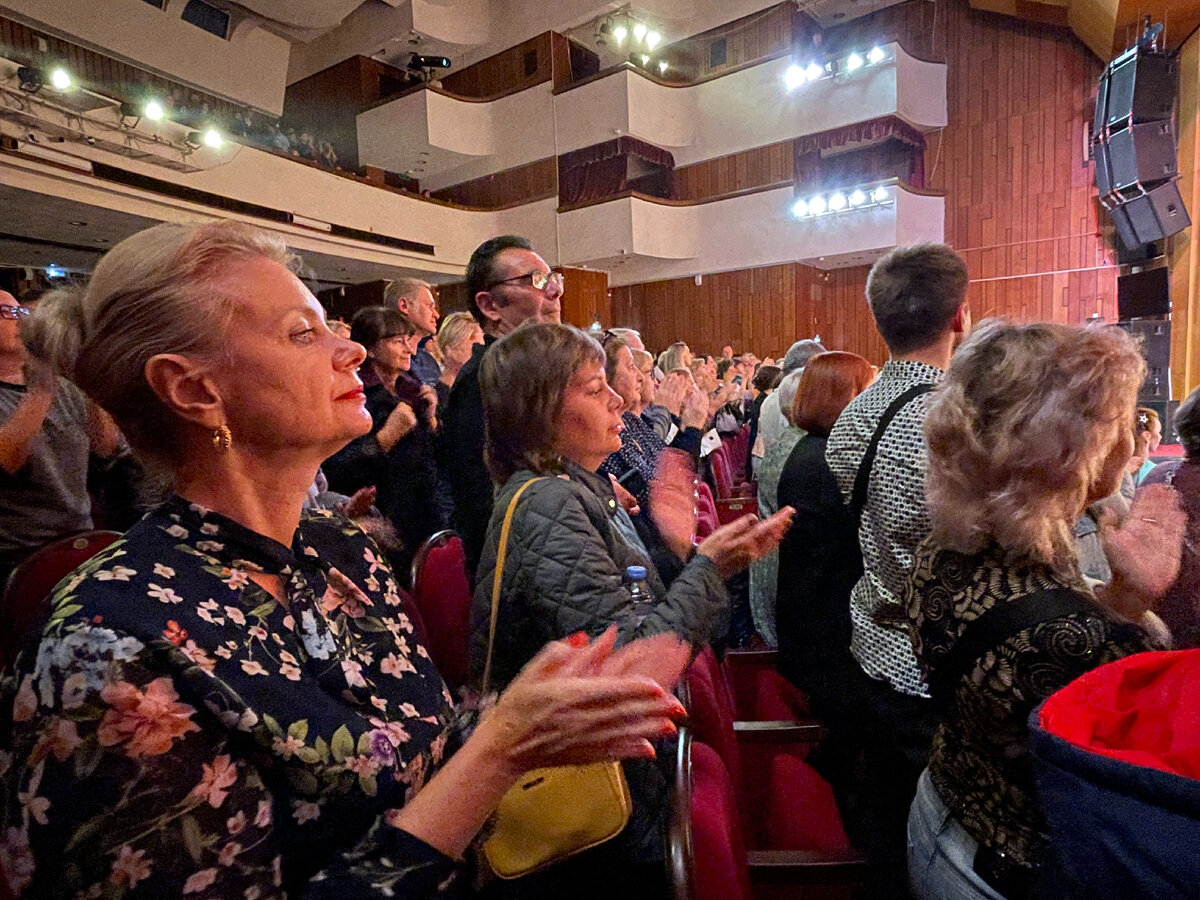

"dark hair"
[349,306,413,351]
[481,323,604,484]
[791,352,874,435]
[465,235,533,327]
[716,358,733,380]
[1176,386,1200,459]
[866,242,969,355]
[752,364,783,393]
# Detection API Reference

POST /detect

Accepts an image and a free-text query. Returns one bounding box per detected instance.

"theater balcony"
[558,178,945,287]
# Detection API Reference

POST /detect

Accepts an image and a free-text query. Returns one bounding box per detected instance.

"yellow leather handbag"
[480,477,633,879]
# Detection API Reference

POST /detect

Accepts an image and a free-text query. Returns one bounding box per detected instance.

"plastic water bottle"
[625,565,653,629]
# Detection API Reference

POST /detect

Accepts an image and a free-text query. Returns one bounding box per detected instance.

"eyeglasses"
[488,270,564,292]
[0,306,30,320]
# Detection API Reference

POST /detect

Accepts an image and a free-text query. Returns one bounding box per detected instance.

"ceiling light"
[845,52,864,72]
[791,198,808,217]
[784,64,806,90]
[633,22,647,40]
[144,100,164,121]
[829,192,847,211]
[870,186,889,203]
[848,189,867,207]
[809,195,827,215]
[645,30,661,50]
[805,62,823,82]
[613,24,627,44]
[69,220,87,226]
[49,67,74,91]
[867,46,886,65]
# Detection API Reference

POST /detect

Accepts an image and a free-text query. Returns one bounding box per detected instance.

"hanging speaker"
[1118,180,1191,245]
[1107,121,1179,191]
[1106,51,1177,126]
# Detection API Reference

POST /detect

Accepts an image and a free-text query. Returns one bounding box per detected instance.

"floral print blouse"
[1,497,465,899]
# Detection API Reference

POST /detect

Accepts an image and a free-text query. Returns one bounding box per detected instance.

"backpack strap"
[849,382,934,525]
[927,587,1095,709]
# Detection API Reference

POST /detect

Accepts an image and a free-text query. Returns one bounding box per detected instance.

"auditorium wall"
[614,0,1117,361]
[1170,27,1199,399]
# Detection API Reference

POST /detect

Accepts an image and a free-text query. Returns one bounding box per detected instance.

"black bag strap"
[849,383,933,524]
[928,587,1095,708]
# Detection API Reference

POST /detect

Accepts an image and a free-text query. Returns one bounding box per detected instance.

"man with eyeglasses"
[0,291,121,585]
[441,235,564,581]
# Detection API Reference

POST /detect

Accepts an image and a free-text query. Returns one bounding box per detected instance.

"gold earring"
[212,424,232,452]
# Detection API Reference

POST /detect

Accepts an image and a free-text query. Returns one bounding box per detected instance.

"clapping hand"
[1099,483,1186,619]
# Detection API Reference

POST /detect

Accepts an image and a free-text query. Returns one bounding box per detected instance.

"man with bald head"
[441,235,564,578]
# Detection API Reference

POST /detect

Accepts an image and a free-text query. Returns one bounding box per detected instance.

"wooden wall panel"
[441,32,553,99]
[430,157,557,208]
[1170,27,1199,399]
[659,3,803,81]
[673,139,795,201]
[559,267,611,330]
[619,0,1116,360]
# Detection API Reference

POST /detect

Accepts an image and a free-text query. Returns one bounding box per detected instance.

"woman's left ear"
[144,353,225,428]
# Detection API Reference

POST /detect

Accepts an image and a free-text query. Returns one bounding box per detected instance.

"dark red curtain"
[793,115,926,193]
[558,136,675,205]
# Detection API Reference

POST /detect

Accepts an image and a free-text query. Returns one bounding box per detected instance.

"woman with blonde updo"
[435,311,483,416]
[0,221,689,899]
[906,320,1185,900]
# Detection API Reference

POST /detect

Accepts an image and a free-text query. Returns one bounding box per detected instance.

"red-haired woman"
[773,352,875,799]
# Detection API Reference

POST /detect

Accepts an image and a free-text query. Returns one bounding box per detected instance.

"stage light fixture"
[784,64,806,90]
[809,196,827,215]
[144,100,165,121]
[658,60,668,74]
[646,30,661,50]
[848,189,867,206]
[792,198,809,217]
[867,46,886,65]
[633,22,647,40]
[613,24,628,44]
[49,67,74,91]
[870,186,889,203]
[805,62,823,81]
[829,192,847,211]
[203,127,222,148]
[846,52,864,72]
[17,65,43,92]
[640,54,650,65]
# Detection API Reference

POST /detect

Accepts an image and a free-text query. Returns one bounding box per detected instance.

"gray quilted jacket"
[469,462,729,691]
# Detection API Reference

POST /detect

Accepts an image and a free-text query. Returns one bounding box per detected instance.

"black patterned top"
[907,538,1161,869]
[0,497,466,899]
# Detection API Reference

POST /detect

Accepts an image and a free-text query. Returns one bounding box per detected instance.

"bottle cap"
[625,565,647,580]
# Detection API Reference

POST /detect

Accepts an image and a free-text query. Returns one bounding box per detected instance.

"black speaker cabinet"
[1117,180,1192,245]
[1123,319,1172,403]
[1106,52,1177,126]
[1107,121,1179,191]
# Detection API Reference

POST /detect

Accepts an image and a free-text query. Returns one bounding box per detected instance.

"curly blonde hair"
[925,319,1145,573]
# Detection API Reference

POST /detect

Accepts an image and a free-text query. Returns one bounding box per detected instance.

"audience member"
[386,278,442,386]
[2,221,684,898]
[746,363,782,477]
[0,291,121,585]
[753,338,825,466]
[908,319,1183,899]
[824,241,970,894]
[1132,406,1163,485]
[434,311,483,416]
[749,368,808,645]
[1141,384,1200,648]
[470,321,792,898]
[657,341,692,377]
[441,235,563,581]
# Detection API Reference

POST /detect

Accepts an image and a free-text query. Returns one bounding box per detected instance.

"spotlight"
[791,198,809,217]
[202,127,222,148]
[633,22,647,41]
[658,60,668,74]
[848,189,867,207]
[646,30,661,50]
[829,192,847,211]
[408,53,452,71]
[867,46,886,65]
[809,195,827,215]
[640,54,650,65]
[805,62,823,81]
[613,24,628,44]
[49,67,74,91]
[845,52,864,72]
[870,186,889,203]
[784,64,806,90]
[16,66,43,92]
[144,100,164,121]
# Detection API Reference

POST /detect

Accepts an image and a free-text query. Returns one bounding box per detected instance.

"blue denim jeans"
[907,768,1008,900]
